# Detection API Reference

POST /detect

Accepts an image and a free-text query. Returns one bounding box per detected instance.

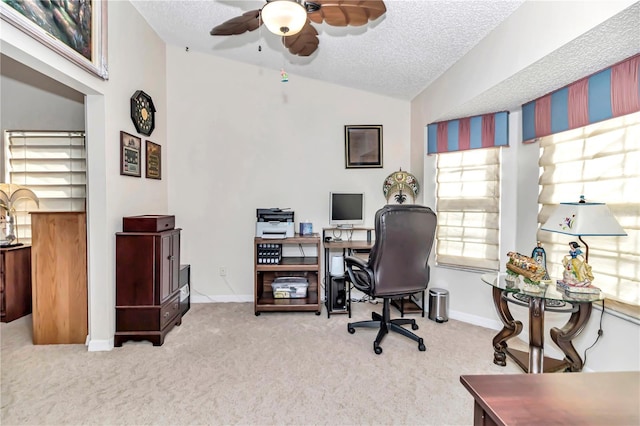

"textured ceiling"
[131,0,526,100]
[131,0,640,118]
[443,1,640,121]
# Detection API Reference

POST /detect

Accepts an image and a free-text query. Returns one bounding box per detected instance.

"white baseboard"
[448,309,503,331]
[87,337,114,352]
[191,294,253,303]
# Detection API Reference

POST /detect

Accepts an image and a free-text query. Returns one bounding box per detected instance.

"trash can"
[428,288,449,323]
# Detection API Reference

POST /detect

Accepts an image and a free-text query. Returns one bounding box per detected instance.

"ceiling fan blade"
[283,21,319,56]
[308,0,386,26]
[210,9,262,36]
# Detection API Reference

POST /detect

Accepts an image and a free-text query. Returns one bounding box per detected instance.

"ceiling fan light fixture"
[261,0,307,36]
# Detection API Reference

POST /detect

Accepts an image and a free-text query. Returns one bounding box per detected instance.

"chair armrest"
[344,255,374,293]
[344,255,367,270]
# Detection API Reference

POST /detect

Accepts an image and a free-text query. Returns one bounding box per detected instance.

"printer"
[256,208,294,238]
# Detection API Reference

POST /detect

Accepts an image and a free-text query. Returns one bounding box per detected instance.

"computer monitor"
[329,192,364,228]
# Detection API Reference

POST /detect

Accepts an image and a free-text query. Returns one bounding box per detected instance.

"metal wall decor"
[383,168,419,204]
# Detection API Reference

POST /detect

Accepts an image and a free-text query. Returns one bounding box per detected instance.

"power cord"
[350,294,378,304]
[191,287,218,303]
[583,299,605,367]
[347,229,354,241]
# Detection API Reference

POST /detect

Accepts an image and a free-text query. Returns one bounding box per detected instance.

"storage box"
[272,277,309,298]
[123,215,175,232]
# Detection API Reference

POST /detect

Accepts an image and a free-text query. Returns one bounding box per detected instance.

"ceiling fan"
[210,0,387,57]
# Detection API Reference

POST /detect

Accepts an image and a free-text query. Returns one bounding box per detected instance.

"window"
[435,148,501,271]
[537,112,640,318]
[3,131,86,242]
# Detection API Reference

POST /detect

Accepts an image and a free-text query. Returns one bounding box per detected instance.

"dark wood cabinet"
[0,245,32,323]
[115,228,181,346]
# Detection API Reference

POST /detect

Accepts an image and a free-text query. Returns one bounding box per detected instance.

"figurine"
[562,241,594,286]
[531,241,549,280]
[280,69,289,82]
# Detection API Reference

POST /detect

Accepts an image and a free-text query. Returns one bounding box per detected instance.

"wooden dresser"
[0,244,32,323]
[115,216,182,346]
[30,212,87,344]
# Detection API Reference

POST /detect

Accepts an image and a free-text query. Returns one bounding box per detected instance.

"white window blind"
[4,131,86,242]
[537,112,640,318]
[435,148,501,271]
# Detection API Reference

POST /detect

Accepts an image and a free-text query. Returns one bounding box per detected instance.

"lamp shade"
[541,202,627,236]
[261,0,307,36]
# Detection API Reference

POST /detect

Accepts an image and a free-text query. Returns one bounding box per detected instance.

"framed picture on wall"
[345,125,383,169]
[145,141,161,180]
[0,0,108,79]
[120,131,141,177]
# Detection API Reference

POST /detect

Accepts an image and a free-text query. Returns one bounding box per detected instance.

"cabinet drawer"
[116,294,180,332]
[160,294,181,329]
[123,215,175,232]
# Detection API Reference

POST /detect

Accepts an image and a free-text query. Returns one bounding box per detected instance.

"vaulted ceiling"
[131,0,640,119]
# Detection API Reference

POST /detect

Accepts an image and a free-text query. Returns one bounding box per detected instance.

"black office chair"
[345,204,437,354]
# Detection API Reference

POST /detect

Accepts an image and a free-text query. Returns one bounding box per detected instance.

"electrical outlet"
[219,267,227,276]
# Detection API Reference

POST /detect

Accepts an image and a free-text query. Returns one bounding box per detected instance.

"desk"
[481,273,602,373]
[460,372,640,426]
[322,227,373,318]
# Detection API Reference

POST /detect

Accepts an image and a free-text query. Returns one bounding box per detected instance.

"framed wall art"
[345,125,383,169]
[120,131,141,177]
[0,0,108,80]
[145,141,161,180]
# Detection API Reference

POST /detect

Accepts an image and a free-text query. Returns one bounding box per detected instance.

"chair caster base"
[418,338,426,351]
[374,342,382,355]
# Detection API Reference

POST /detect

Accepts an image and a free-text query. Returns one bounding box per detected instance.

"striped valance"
[522,54,640,143]
[427,111,509,155]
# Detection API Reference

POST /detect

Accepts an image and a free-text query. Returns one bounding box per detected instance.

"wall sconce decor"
[383,168,419,204]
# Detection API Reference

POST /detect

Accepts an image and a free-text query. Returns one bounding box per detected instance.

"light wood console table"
[30,212,87,344]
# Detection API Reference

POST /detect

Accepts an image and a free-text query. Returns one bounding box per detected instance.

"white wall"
[412,0,640,372]
[0,55,85,180]
[166,46,410,301]
[1,0,637,371]
[1,1,169,350]
[0,56,85,129]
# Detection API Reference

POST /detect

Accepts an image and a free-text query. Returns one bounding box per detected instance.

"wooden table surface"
[460,372,640,426]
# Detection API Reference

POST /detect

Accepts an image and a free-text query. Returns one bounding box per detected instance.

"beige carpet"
[1,302,521,425]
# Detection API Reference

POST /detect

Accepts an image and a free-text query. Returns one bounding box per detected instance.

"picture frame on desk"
[345,125,383,169]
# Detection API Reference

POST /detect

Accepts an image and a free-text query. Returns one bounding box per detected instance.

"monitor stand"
[336,224,354,229]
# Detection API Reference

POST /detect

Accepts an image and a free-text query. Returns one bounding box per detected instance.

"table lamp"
[540,196,627,262]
